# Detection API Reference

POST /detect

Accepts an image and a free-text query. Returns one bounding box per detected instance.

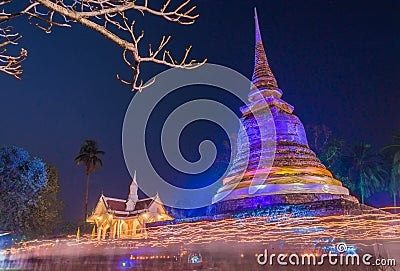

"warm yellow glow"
[5,211,400,259]
[223,166,341,186]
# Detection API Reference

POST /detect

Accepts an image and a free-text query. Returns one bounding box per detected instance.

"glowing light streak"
[1,210,398,271]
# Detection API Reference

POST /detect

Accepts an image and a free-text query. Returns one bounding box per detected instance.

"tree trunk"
[360,175,364,204]
[84,174,91,221]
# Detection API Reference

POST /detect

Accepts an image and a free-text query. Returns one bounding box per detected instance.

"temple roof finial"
[132,170,137,185]
[128,170,138,202]
[250,7,282,101]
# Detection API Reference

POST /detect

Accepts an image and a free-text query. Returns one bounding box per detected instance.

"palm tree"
[344,143,386,204]
[382,133,400,209]
[389,156,400,210]
[75,139,105,220]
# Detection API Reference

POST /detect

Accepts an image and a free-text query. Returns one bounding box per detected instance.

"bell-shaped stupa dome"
[211,8,354,208]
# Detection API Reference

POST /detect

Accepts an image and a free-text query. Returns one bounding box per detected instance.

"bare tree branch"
[0,47,27,80]
[0,23,27,79]
[0,0,12,6]
[0,0,206,91]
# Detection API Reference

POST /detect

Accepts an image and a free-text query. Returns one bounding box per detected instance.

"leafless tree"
[0,1,27,79]
[0,0,206,91]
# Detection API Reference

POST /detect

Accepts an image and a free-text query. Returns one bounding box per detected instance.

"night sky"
[1,1,399,221]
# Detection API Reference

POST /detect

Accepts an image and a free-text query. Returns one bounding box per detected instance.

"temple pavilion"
[87,172,173,240]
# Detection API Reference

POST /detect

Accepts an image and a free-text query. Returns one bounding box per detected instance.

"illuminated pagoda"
[87,171,173,240]
[210,9,358,214]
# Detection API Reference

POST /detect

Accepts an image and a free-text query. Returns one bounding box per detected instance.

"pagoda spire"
[126,170,138,211]
[250,8,282,101]
[128,170,138,202]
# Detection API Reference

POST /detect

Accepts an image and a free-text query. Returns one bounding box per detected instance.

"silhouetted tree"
[0,146,47,235]
[26,164,64,237]
[307,124,332,155]
[381,133,400,209]
[344,143,387,204]
[74,139,104,221]
[306,125,352,190]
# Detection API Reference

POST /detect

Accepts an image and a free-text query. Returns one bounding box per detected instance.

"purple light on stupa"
[211,8,354,210]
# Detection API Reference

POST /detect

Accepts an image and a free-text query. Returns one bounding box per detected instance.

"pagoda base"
[212,182,350,204]
[207,193,359,215]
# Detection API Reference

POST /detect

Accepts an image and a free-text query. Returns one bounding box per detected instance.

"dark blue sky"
[1,1,399,221]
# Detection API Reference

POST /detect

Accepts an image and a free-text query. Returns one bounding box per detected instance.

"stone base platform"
[207,193,363,216]
[149,196,388,228]
[148,194,391,229]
